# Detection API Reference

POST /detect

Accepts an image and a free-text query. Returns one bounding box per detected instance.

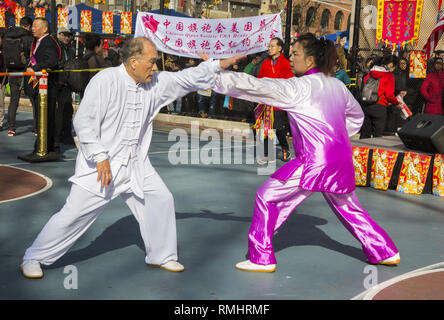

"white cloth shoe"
[235,260,276,273]
[148,260,184,272]
[376,253,400,265]
[20,260,43,278]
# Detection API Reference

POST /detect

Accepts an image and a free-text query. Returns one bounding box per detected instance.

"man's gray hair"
[120,37,153,65]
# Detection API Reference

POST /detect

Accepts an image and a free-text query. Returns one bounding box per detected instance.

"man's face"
[32,20,47,39]
[267,39,281,58]
[399,60,407,71]
[130,41,159,83]
[434,59,443,71]
[289,42,310,76]
[58,32,71,45]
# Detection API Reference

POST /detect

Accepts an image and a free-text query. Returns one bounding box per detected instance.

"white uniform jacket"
[70,60,222,199]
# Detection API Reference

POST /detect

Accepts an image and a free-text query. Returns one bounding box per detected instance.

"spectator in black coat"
[0,28,7,131]
[26,17,61,154]
[5,16,33,136]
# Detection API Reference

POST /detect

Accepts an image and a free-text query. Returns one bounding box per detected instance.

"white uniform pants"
[23,172,178,266]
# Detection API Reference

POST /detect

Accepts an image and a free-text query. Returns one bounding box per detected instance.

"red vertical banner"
[102,12,113,34]
[396,152,432,194]
[81,10,92,33]
[121,12,132,34]
[376,0,424,50]
[15,7,25,27]
[34,7,45,18]
[0,8,5,28]
[433,154,444,197]
[352,147,371,186]
[371,148,399,191]
[57,7,68,28]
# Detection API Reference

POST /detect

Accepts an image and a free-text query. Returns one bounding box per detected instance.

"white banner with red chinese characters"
[134,12,283,58]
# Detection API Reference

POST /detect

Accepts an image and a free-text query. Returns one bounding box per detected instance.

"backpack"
[62,56,90,93]
[361,76,380,104]
[3,37,27,70]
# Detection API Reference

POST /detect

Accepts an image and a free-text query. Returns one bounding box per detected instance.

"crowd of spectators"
[0,16,442,150]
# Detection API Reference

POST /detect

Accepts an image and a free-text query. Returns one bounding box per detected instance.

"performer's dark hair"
[293,33,337,76]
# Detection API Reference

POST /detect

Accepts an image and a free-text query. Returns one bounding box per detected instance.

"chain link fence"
[349,0,443,119]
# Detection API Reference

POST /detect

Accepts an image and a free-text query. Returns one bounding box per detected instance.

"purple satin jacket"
[214,68,364,194]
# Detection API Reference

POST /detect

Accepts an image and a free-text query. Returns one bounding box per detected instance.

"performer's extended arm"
[152,56,245,112]
[213,70,310,110]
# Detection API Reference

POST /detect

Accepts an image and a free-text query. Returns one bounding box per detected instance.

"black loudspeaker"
[398,114,444,154]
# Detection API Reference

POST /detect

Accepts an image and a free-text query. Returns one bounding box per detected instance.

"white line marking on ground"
[351,262,444,300]
[0,165,53,204]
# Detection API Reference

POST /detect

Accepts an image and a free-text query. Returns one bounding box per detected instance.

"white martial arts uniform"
[23,59,222,266]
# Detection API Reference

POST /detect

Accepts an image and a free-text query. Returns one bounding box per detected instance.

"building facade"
[59,0,350,37]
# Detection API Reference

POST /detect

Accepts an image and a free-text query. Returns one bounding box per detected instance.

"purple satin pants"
[248,167,399,265]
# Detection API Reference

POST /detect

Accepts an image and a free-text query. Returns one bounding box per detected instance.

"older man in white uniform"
[21,37,243,278]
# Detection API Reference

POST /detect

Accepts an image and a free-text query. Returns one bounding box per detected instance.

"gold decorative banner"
[376,0,424,51]
[409,50,427,78]
[15,7,25,27]
[58,7,68,28]
[35,7,45,18]
[371,148,399,191]
[352,147,371,186]
[397,152,432,195]
[433,154,444,197]
[81,10,92,33]
[121,12,132,34]
[0,8,5,28]
[102,11,113,34]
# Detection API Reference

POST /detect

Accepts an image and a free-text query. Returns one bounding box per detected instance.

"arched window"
[320,9,331,29]
[293,5,302,27]
[334,11,344,30]
[306,7,317,28]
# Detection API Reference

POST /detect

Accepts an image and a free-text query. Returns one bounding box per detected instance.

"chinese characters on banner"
[396,152,431,194]
[409,50,427,78]
[371,148,398,190]
[376,0,424,51]
[121,12,133,34]
[34,8,45,18]
[134,12,282,58]
[0,8,5,28]
[352,147,371,186]
[58,8,69,28]
[15,7,25,27]
[433,154,444,197]
[81,10,92,33]
[103,11,113,34]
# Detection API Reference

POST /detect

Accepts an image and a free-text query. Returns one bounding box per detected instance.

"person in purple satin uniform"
[213,33,400,272]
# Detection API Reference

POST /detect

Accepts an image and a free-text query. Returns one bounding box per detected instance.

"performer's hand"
[26,67,35,73]
[219,55,247,70]
[197,52,210,61]
[96,159,112,188]
[400,91,407,97]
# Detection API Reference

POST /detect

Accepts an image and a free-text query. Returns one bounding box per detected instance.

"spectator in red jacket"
[254,37,294,163]
[360,55,403,139]
[420,57,444,116]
